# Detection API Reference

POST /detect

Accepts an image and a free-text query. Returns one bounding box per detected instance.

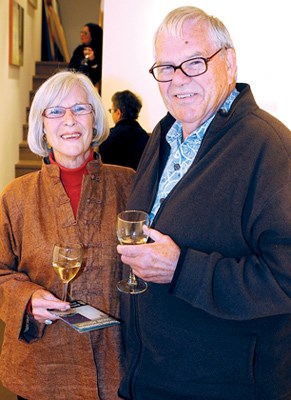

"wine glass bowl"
[52,244,83,301]
[81,47,90,66]
[117,210,150,294]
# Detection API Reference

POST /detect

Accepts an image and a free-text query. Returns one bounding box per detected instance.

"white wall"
[0,0,42,191]
[58,0,101,56]
[102,0,290,132]
[0,3,41,394]
[0,3,41,397]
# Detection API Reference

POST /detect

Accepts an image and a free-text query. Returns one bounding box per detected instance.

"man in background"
[99,90,149,170]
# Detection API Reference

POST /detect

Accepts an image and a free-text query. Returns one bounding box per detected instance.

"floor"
[0,385,16,400]
[0,321,17,400]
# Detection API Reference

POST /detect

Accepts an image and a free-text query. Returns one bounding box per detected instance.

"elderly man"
[117,6,291,400]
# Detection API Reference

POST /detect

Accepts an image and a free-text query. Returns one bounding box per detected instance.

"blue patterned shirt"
[150,89,239,222]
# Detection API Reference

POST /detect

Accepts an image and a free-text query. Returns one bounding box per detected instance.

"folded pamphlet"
[52,300,120,333]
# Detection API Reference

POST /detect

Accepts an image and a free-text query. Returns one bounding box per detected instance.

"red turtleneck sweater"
[49,150,95,217]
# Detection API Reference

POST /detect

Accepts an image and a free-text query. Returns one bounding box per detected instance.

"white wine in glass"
[117,210,150,294]
[52,244,83,301]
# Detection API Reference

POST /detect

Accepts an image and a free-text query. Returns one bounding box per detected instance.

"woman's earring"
[91,128,98,150]
[43,133,52,150]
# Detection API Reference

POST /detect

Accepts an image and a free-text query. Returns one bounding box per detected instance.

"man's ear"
[116,108,122,120]
[225,48,237,83]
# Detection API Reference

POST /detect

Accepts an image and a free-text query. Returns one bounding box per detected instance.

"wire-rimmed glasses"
[149,48,224,82]
[43,103,93,119]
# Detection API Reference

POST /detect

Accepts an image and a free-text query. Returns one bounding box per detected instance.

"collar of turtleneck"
[49,150,95,217]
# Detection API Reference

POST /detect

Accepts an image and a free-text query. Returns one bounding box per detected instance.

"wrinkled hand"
[31,289,70,324]
[117,226,181,284]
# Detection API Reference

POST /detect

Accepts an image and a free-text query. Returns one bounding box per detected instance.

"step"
[29,90,36,104]
[26,107,30,123]
[35,61,68,76]
[19,141,42,161]
[15,160,42,178]
[33,75,50,91]
[23,124,28,141]
[15,61,68,179]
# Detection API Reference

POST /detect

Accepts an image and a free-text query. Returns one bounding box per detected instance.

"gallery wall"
[0,0,42,191]
[102,0,290,133]
[0,2,41,397]
[58,0,101,56]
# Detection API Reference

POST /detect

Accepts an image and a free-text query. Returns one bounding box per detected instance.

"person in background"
[68,23,103,91]
[0,71,134,400]
[99,90,149,170]
[117,6,291,400]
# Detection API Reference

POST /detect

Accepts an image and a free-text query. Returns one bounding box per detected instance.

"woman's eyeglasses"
[43,103,94,119]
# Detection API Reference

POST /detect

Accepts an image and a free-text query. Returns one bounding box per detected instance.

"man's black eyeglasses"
[149,48,224,82]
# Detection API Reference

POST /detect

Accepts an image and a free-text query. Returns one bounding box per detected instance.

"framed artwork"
[9,0,24,66]
[28,0,38,8]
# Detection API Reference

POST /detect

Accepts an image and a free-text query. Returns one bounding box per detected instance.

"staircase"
[15,61,68,178]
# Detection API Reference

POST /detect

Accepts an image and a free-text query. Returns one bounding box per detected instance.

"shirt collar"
[166,88,240,146]
[220,88,240,113]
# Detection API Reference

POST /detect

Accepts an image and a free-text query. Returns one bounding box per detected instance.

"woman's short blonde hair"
[28,70,109,157]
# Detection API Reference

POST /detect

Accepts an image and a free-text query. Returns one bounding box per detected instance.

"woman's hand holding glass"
[28,243,83,325]
[81,47,95,66]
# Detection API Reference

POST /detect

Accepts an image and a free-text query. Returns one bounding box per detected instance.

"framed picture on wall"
[9,0,24,66]
[28,0,38,8]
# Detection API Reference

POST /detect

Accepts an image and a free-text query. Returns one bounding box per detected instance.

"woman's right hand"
[30,289,70,324]
[83,46,95,61]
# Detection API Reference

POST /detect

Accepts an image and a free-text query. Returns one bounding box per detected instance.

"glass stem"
[62,282,68,301]
[127,270,138,286]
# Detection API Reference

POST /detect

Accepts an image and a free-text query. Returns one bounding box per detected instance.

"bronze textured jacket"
[0,157,134,400]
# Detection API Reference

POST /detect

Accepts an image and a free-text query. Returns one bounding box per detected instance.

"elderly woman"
[0,71,134,400]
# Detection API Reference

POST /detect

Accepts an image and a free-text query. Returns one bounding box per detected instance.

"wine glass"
[81,55,90,66]
[81,47,90,66]
[117,210,150,294]
[52,244,83,301]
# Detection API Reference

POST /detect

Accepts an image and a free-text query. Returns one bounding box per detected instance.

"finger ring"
[44,319,52,325]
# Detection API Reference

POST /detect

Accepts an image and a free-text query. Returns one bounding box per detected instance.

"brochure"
[52,300,120,333]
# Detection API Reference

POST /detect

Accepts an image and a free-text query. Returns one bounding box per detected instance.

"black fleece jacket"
[119,83,291,400]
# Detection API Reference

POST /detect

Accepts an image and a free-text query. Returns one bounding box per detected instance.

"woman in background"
[68,23,103,91]
[0,71,133,400]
